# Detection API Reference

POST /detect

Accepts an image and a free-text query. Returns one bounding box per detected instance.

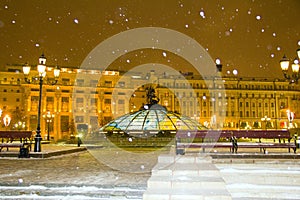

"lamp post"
[23,54,60,152]
[280,48,300,84]
[3,114,11,130]
[261,115,271,130]
[43,111,55,141]
[286,109,294,129]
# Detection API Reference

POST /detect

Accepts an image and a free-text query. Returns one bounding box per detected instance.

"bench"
[232,130,297,154]
[0,131,33,156]
[176,130,234,154]
[176,130,297,155]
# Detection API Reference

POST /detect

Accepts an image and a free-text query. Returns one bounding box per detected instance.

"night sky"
[0,0,299,78]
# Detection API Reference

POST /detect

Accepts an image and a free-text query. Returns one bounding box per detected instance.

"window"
[60,116,69,132]
[90,79,98,86]
[62,78,70,85]
[90,98,97,105]
[62,97,69,102]
[246,111,249,117]
[118,82,125,87]
[76,98,84,103]
[75,116,84,123]
[76,79,84,86]
[104,99,111,104]
[118,99,125,104]
[47,96,54,102]
[31,96,39,101]
[16,98,20,102]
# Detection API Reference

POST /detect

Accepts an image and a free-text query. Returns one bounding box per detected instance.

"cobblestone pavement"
[0,144,300,199]
[0,144,170,199]
[0,148,165,187]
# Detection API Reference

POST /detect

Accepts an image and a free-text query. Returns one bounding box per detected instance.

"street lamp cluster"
[280,48,300,84]
[43,111,55,141]
[23,54,60,152]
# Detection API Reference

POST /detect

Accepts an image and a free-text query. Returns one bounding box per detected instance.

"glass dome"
[100,103,207,137]
[100,86,207,137]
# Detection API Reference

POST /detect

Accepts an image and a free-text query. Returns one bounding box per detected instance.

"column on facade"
[55,91,61,140]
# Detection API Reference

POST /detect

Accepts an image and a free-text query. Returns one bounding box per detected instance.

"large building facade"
[0,64,299,140]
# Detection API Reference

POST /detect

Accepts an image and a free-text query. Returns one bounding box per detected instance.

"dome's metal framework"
[100,86,207,136]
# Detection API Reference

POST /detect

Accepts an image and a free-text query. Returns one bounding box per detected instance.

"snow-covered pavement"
[0,145,300,199]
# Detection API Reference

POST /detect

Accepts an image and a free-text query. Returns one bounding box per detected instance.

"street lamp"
[286,109,294,129]
[43,111,55,141]
[261,115,271,130]
[23,54,60,152]
[3,114,11,130]
[280,48,300,84]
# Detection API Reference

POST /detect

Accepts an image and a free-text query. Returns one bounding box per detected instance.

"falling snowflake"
[18,179,23,184]
[4,5,8,9]
[199,10,205,19]
[108,20,114,25]
[35,43,40,47]
[185,24,189,28]
[162,52,167,57]
[126,59,130,63]
[256,15,261,20]
[232,69,238,75]
[73,18,79,24]
[11,20,16,24]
